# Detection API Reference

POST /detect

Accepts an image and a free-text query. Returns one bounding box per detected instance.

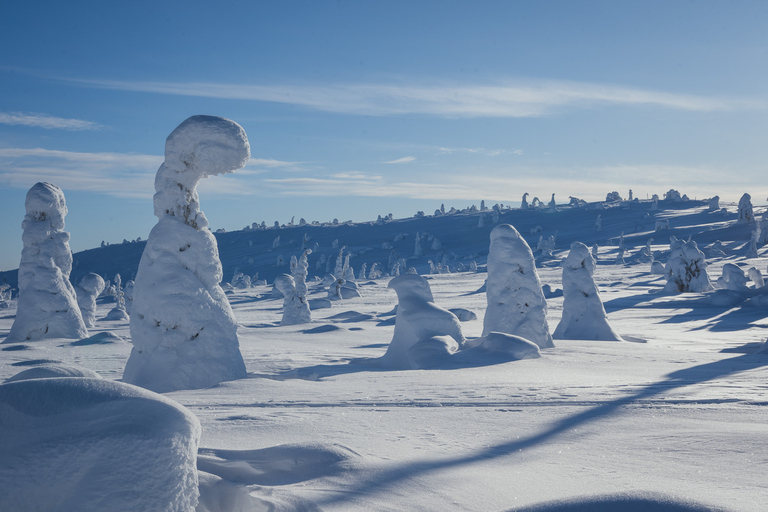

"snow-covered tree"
[748,267,764,289]
[6,182,87,342]
[553,242,623,341]
[548,193,556,212]
[595,214,602,232]
[105,273,129,321]
[615,233,626,264]
[708,196,720,211]
[521,193,529,210]
[482,224,554,348]
[715,263,749,292]
[606,191,622,202]
[379,274,465,369]
[738,193,754,223]
[76,273,105,328]
[123,115,248,392]
[281,249,312,325]
[664,238,712,293]
[359,263,367,280]
[414,232,423,257]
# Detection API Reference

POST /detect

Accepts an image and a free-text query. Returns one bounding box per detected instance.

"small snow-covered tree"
[482,224,554,348]
[6,182,88,342]
[105,273,129,321]
[615,233,626,264]
[521,193,529,210]
[76,273,105,328]
[738,193,754,223]
[606,191,622,202]
[280,249,313,325]
[272,236,280,248]
[553,242,622,341]
[123,115,248,392]
[715,263,749,292]
[628,189,633,201]
[664,238,712,293]
[748,267,764,289]
[664,189,682,202]
[414,232,423,257]
[548,193,556,212]
[359,263,367,280]
[708,196,720,211]
[595,214,602,232]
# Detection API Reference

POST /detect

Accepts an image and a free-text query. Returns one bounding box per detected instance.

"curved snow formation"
[124,116,249,392]
[5,364,102,383]
[380,274,465,369]
[482,224,554,348]
[0,378,201,512]
[5,182,87,343]
[554,242,623,341]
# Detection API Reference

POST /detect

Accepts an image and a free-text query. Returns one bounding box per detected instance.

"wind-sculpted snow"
[5,183,87,343]
[377,274,465,369]
[4,363,102,383]
[123,116,248,392]
[483,224,554,348]
[554,242,622,341]
[0,378,200,512]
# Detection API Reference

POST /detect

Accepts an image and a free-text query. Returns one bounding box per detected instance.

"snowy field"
[2,224,768,511]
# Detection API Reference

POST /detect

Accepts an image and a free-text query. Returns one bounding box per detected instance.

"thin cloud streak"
[65,77,762,118]
[384,156,416,164]
[0,112,102,130]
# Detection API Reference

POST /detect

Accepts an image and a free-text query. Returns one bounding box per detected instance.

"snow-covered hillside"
[1,197,767,511]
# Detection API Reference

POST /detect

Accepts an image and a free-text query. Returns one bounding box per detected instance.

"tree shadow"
[312,352,768,507]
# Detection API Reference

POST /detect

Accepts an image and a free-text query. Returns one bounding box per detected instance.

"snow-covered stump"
[0,378,201,512]
[123,115,249,392]
[663,238,713,293]
[5,182,88,343]
[482,224,554,349]
[76,273,105,328]
[553,242,623,341]
[379,274,465,369]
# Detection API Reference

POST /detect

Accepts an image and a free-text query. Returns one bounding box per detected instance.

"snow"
[123,116,248,392]
[0,377,200,511]
[5,182,87,343]
[483,224,554,348]
[1,198,767,511]
[76,273,105,328]
[553,242,622,341]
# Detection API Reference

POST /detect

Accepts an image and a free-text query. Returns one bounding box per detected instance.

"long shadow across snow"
[312,352,768,508]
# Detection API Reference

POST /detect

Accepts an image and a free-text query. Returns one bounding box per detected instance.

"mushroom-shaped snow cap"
[490,223,522,243]
[274,274,296,297]
[388,274,434,303]
[78,273,105,295]
[164,115,250,180]
[564,242,595,274]
[25,182,67,228]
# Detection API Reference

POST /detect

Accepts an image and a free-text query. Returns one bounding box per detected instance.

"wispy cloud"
[0,112,102,130]
[384,156,416,164]
[65,77,763,118]
[0,148,161,198]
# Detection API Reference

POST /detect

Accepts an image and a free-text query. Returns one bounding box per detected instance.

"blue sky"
[1,1,767,271]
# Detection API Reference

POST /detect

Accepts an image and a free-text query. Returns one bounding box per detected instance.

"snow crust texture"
[380,274,465,368]
[553,242,622,341]
[5,182,87,343]
[123,116,248,392]
[483,224,554,348]
[0,378,201,512]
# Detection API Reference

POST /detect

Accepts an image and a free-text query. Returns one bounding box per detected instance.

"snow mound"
[483,224,554,348]
[449,307,478,321]
[511,491,732,512]
[0,378,201,512]
[71,331,126,346]
[5,364,102,383]
[463,331,541,360]
[378,274,465,369]
[554,242,622,341]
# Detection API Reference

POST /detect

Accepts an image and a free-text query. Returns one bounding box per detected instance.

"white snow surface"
[1,199,768,511]
[483,224,554,348]
[553,242,622,341]
[0,377,200,512]
[5,182,87,343]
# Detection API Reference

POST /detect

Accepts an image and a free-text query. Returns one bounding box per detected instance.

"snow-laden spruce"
[76,273,105,328]
[664,238,713,293]
[5,183,87,343]
[553,242,622,341]
[738,193,754,223]
[0,378,201,512]
[378,274,465,369]
[482,224,554,348]
[275,250,313,326]
[123,115,249,392]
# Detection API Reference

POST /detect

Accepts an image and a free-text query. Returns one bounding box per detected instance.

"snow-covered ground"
[2,199,768,511]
